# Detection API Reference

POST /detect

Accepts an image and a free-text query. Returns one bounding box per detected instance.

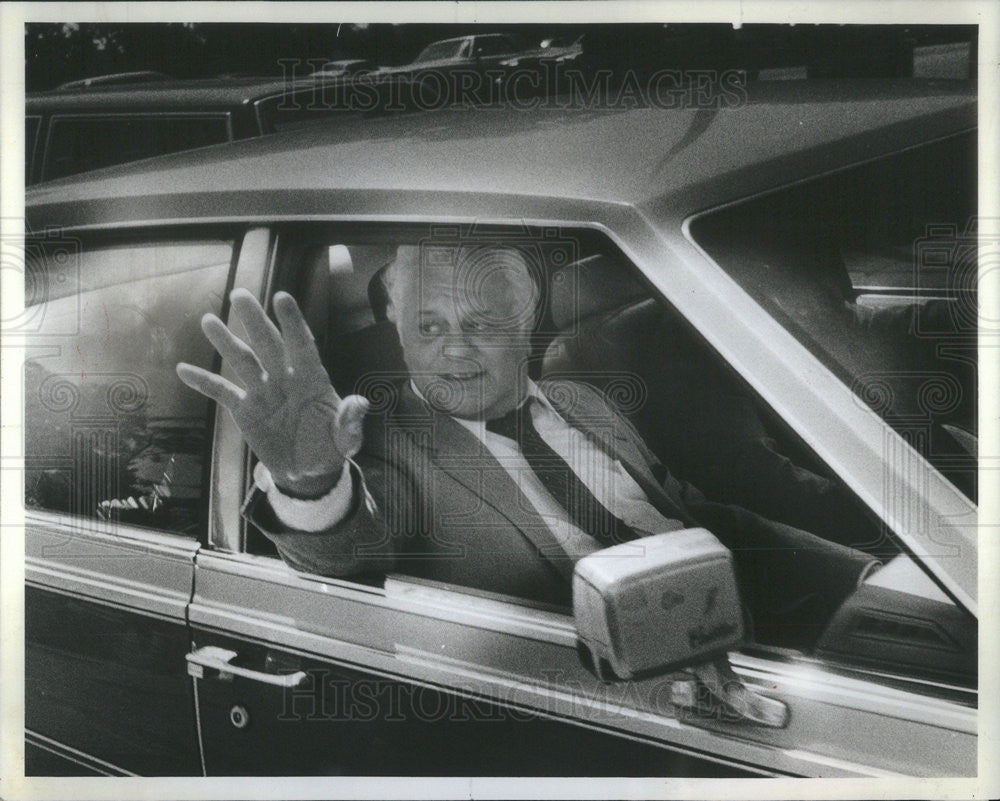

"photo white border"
[1,2,997,799]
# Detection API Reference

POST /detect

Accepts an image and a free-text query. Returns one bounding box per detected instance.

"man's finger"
[176,363,245,410]
[201,314,265,386]
[273,291,326,375]
[229,289,286,375]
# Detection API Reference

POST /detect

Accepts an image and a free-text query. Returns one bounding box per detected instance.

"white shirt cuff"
[253,461,354,532]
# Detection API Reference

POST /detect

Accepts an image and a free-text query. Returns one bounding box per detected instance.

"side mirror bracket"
[573,528,789,729]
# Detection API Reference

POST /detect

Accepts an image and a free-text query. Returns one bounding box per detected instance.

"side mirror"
[573,528,788,728]
[573,528,744,680]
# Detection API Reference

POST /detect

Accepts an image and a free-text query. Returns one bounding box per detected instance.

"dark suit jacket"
[245,379,876,641]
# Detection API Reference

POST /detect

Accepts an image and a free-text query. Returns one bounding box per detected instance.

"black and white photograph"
[1,1,996,798]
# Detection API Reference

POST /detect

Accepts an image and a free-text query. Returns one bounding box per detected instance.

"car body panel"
[25,514,199,618]
[25,515,201,775]
[189,625,753,777]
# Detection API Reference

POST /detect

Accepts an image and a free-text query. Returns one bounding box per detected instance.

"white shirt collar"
[408,377,554,436]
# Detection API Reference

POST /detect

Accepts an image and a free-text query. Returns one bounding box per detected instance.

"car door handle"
[186,645,308,688]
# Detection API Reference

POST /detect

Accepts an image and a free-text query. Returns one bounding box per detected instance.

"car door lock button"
[229,705,250,730]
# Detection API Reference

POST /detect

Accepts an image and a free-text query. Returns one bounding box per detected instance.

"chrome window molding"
[208,227,273,555]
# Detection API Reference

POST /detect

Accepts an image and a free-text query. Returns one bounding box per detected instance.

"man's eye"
[419,321,443,335]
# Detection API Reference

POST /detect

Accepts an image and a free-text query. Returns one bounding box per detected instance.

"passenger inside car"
[177,233,882,649]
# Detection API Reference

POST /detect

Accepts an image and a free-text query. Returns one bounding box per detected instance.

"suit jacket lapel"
[389,380,694,574]
[393,386,575,582]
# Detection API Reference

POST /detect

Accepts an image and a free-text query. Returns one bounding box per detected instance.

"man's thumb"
[335,395,370,454]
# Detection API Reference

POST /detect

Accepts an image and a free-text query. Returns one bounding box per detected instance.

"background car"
[498,33,585,74]
[25,73,366,185]
[23,75,977,777]
[311,58,376,79]
[374,32,529,89]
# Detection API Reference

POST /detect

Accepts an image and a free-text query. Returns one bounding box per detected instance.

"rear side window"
[42,114,231,181]
[24,234,235,537]
[475,37,501,56]
[476,36,516,56]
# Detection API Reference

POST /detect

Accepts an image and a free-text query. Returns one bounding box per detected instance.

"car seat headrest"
[549,254,647,330]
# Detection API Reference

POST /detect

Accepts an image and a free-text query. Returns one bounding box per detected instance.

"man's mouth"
[442,370,484,381]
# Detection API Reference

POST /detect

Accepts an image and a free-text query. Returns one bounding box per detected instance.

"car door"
[186,217,975,777]
[23,225,239,775]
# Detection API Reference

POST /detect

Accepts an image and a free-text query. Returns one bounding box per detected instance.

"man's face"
[387,246,536,419]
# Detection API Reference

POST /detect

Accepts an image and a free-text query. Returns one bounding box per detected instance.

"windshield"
[414,40,466,63]
[690,132,977,501]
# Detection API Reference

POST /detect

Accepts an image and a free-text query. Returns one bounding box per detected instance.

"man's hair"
[383,244,541,330]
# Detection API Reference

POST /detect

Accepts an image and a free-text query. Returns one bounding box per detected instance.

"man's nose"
[442,335,479,359]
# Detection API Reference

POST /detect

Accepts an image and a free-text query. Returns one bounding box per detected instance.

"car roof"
[27,79,975,228]
[56,70,171,90]
[26,75,319,112]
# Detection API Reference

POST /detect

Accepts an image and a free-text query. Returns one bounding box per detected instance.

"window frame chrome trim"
[25,511,199,622]
[208,226,274,555]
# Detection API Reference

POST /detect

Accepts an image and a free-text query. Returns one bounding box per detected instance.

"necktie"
[486,402,638,548]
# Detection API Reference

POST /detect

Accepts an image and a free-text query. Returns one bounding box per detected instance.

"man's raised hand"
[176,289,369,498]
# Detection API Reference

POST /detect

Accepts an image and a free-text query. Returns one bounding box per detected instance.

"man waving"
[178,244,876,644]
